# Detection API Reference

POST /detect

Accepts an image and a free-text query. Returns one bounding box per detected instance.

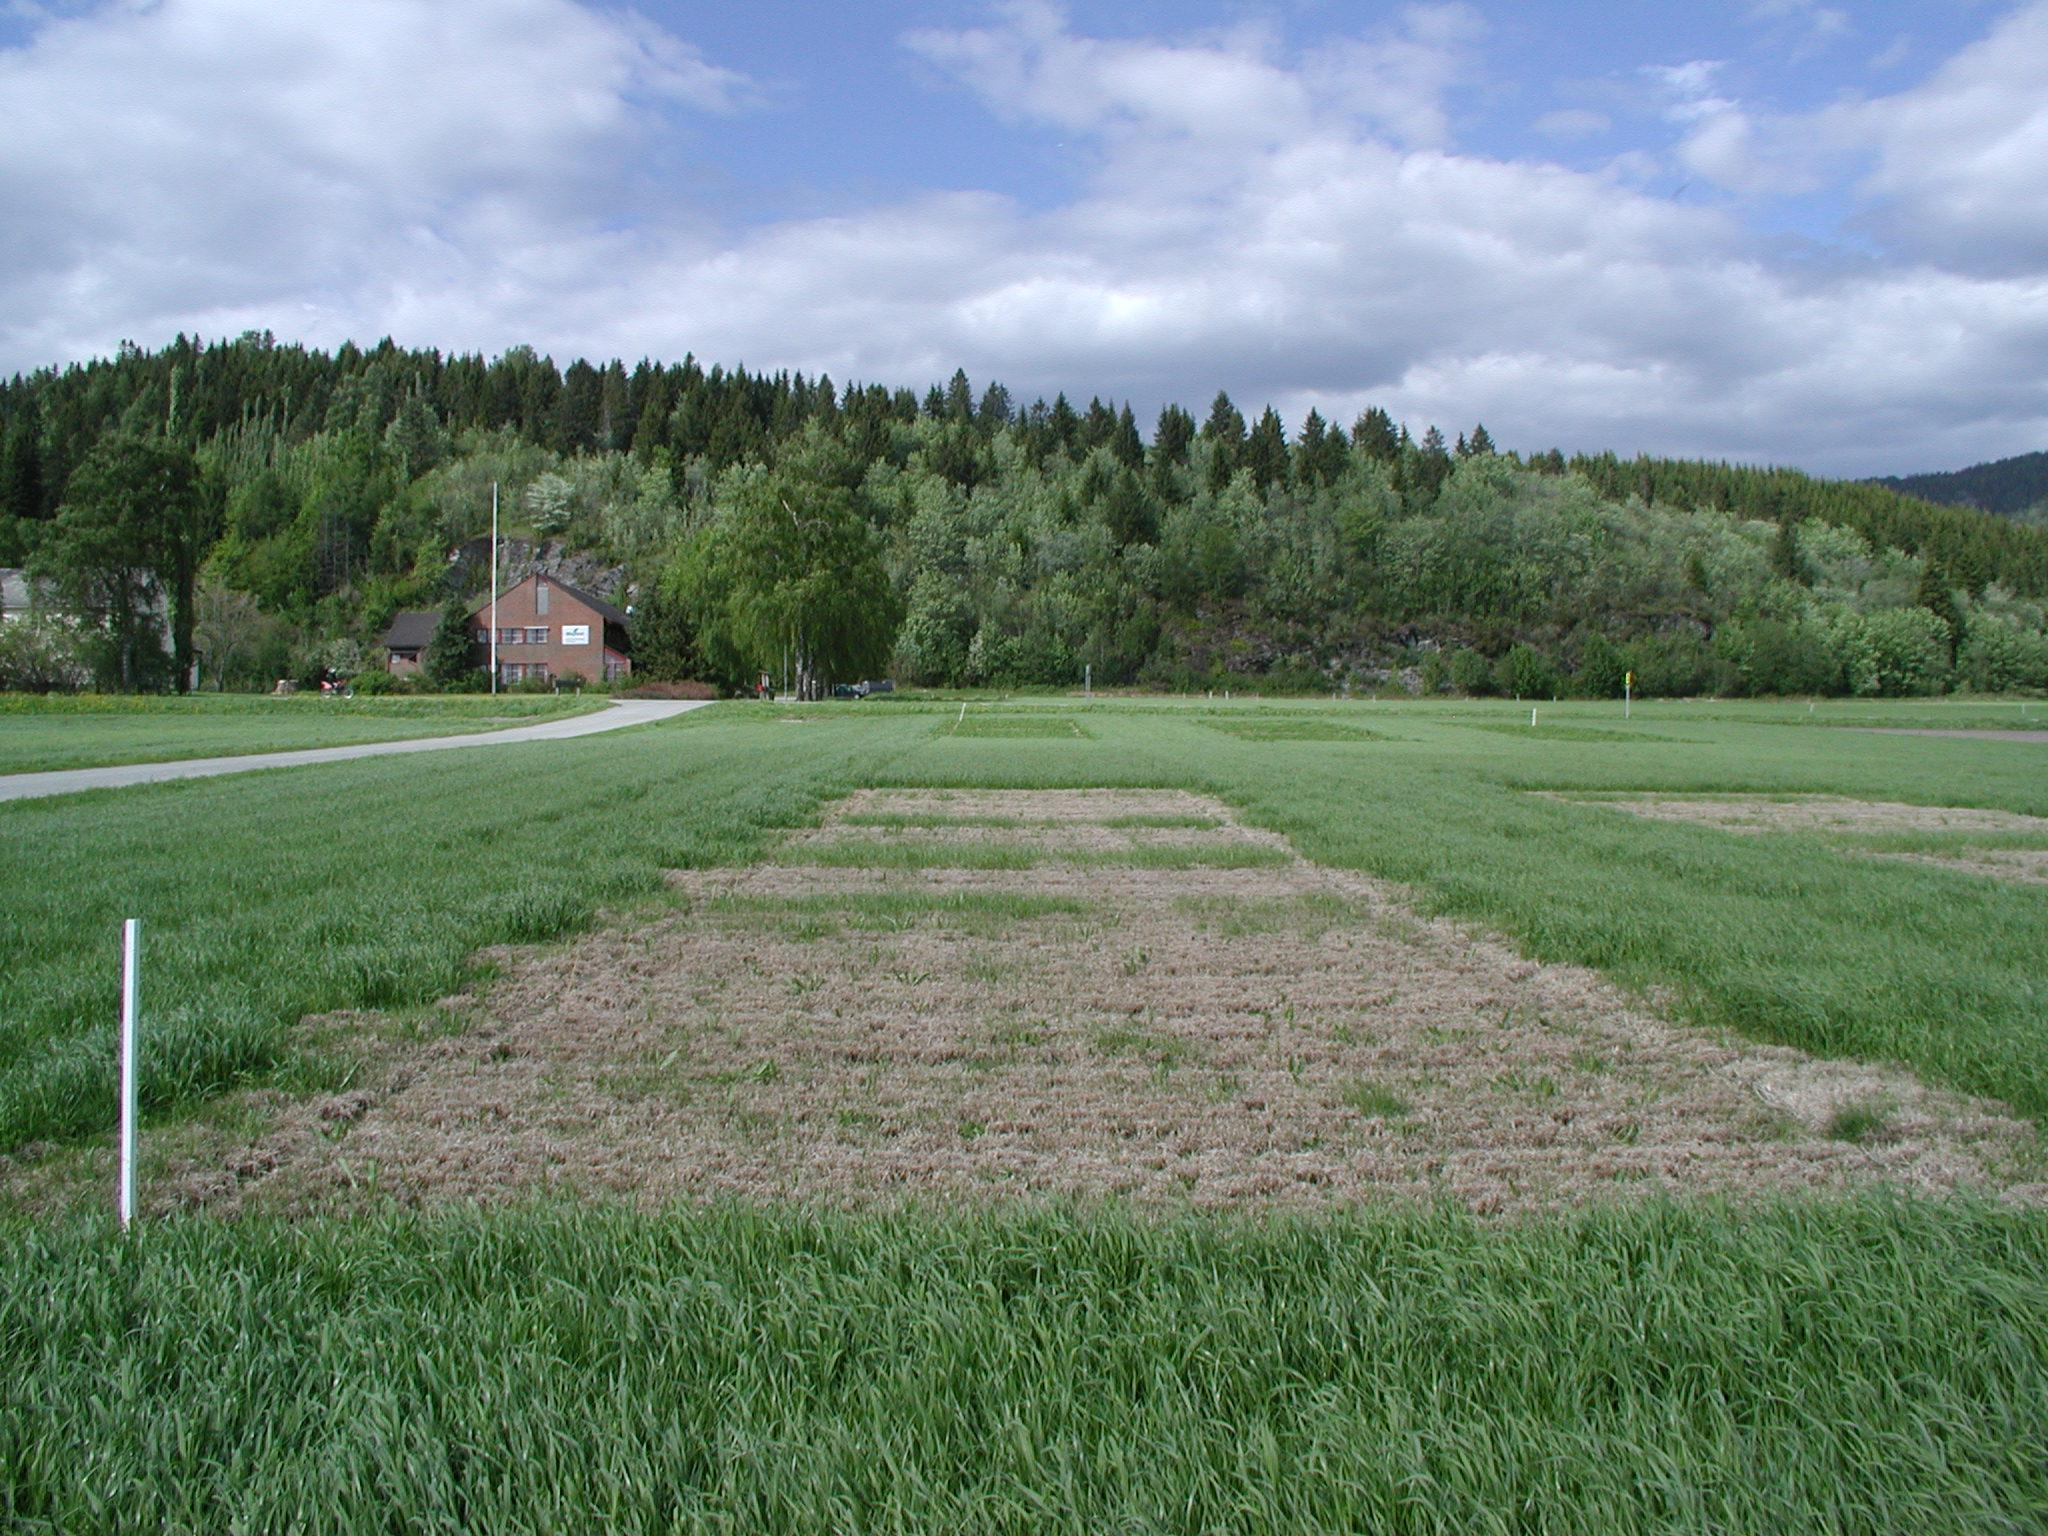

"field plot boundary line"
[0,699,713,803]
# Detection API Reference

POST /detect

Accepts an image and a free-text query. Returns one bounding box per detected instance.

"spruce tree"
[1915,560,1964,660]
[1202,391,1246,449]
[1352,407,1399,464]
[1244,407,1289,492]
[425,596,479,689]
[1111,404,1144,470]
[1153,405,1195,464]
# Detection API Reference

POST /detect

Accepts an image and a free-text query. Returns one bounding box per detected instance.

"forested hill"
[3,332,2046,698]
[1872,451,2048,522]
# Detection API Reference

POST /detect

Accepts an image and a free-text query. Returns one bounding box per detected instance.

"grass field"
[0,692,603,774]
[1,694,2045,1529]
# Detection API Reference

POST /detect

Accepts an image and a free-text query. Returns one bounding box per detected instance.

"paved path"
[0,699,714,803]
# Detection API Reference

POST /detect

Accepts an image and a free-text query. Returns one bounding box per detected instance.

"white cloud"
[0,1,2043,477]
[1844,1,2048,274]
[0,0,750,364]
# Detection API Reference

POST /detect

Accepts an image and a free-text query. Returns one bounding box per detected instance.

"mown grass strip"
[781,840,1291,870]
[1201,719,1392,742]
[701,891,1092,936]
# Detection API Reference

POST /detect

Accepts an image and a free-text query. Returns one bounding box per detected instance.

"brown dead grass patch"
[152,790,2043,1219]
[1554,793,2048,884]
[1556,793,2048,837]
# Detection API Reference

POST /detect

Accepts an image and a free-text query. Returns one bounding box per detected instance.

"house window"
[474,628,489,645]
[500,628,521,644]
[526,627,548,645]
[536,582,550,616]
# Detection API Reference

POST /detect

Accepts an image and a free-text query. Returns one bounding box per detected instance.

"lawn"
[0,692,605,775]
[1,694,2044,1530]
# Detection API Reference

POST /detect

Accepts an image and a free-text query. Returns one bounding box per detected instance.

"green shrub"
[0,614,91,693]
[1957,617,2048,693]
[1858,607,1952,696]
[1447,647,1495,696]
[1494,643,1559,699]
[1572,632,1626,699]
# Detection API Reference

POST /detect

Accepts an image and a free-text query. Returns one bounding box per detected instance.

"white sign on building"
[562,624,592,646]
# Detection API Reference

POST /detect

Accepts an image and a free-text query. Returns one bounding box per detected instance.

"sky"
[1,1,2045,476]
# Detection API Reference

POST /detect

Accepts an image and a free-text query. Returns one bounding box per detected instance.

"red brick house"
[467,574,631,685]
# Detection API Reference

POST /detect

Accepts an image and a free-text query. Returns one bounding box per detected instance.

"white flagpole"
[120,919,139,1229]
[490,483,499,695]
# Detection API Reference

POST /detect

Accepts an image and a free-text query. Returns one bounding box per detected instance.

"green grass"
[0,692,603,774]
[1464,722,1681,743]
[2,1199,2045,1533]
[783,839,1292,870]
[1339,1079,1411,1118]
[4,696,2048,1528]
[1200,718,1392,742]
[701,890,1093,938]
[1827,1102,1895,1144]
[940,714,1091,738]
[5,697,2045,1147]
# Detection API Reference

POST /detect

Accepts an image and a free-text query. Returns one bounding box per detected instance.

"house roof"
[381,610,440,650]
[465,573,630,628]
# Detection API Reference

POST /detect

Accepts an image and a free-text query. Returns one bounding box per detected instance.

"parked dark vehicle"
[832,683,862,699]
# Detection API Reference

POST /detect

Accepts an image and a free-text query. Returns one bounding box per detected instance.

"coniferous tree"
[425,596,478,688]
[1915,560,1964,661]
[1202,391,1246,450]
[1770,520,1811,586]
[944,370,975,423]
[1352,407,1399,464]
[976,381,1013,426]
[1202,392,1245,493]
[1243,407,1289,493]
[1153,404,1195,464]
[1111,404,1144,471]
[1046,394,1079,458]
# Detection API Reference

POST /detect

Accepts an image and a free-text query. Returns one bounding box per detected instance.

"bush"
[0,614,92,693]
[1494,643,1559,699]
[1861,608,1952,696]
[349,667,397,695]
[1957,618,2048,693]
[1622,631,1721,698]
[1572,633,1626,699]
[1713,617,1840,697]
[1447,648,1495,696]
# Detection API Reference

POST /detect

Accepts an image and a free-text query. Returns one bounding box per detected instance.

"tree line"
[2,331,2045,698]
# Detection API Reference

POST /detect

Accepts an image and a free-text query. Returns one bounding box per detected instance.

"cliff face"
[444,537,631,608]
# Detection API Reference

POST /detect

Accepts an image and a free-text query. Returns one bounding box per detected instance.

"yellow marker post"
[1624,670,1633,720]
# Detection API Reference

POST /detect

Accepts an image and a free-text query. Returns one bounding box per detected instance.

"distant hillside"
[1874,450,2048,521]
[3,333,2047,698]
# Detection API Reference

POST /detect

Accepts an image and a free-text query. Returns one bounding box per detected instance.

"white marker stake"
[1531,707,1538,727]
[119,919,139,1229]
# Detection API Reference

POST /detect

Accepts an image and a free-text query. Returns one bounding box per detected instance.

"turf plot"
[143,788,2039,1218]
